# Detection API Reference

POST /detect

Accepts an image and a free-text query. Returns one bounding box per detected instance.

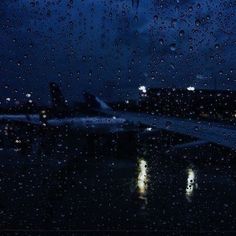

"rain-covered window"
[0,0,235,233]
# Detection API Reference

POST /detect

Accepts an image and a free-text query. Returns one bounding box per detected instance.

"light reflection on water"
[185,166,198,202]
[0,123,235,231]
[137,158,148,208]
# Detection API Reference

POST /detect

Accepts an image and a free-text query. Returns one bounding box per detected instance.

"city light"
[187,86,195,91]
[139,86,147,93]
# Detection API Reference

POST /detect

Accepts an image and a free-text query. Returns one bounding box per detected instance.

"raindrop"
[153,15,158,22]
[165,121,172,128]
[133,15,139,22]
[195,19,200,26]
[171,19,177,27]
[170,44,176,51]
[159,39,164,45]
[179,30,185,37]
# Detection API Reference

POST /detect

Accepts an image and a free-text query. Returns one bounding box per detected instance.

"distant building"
[139,88,236,122]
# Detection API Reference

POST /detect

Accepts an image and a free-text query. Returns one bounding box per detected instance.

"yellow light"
[185,167,197,202]
[137,159,148,195]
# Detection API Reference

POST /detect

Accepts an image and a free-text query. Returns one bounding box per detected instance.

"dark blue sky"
[0,0,235,106]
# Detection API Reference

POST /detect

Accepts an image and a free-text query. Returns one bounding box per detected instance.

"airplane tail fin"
[49,82,67,110]
[83,92,112,111]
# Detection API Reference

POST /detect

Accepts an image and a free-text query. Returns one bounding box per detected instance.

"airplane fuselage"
[0,114,40,125]
[46,116,127,133]
[0,114,128,133]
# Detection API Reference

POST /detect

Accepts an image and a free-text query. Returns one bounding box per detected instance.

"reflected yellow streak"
[137,159,148,195]
[186,167,197,202]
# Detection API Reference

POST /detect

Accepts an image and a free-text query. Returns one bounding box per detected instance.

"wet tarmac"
[0,123,235,233]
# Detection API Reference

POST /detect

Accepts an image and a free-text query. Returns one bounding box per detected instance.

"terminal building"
[139,87,236,123]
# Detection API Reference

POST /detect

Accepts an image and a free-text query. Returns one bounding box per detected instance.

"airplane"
[40,82,148,134]
[103,110,236,150]
[0,83,147,134]
[0,82,236,150]
[0,114,40,125]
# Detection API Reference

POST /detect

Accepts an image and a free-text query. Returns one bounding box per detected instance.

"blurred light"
[139,86,147,93]
[187,86,195,91]
[15,139,21,144]
[137,159,148,195]
[146,127,152,131]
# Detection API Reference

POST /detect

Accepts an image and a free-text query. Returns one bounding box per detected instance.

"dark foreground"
[0,124,235,234]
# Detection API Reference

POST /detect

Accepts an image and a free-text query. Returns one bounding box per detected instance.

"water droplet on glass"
[179,30,185,37]
[153,15,158,22]
[170,44,176,51]
[171,19,177,27]
[134,15,139,22]
[195,19,200,26]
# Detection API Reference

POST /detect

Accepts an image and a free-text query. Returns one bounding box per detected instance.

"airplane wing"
[104,111,236,150]
[0,114,40,125]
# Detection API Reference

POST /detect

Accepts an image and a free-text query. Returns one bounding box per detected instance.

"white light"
[139,86,147,93]
[15,139,21,144]
[26,93,31,98]
[6,98,11,101]
[187,86,195,91]
[146,127,152,131]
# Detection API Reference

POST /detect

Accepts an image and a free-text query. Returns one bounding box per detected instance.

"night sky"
[0,0,235,106]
